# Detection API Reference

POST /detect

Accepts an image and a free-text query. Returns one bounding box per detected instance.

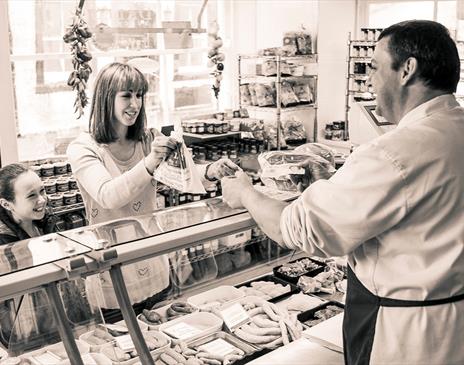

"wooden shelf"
[183,131,241,140]
[239,54,318,62]
[245,104,315,112]
[239,75,316,83]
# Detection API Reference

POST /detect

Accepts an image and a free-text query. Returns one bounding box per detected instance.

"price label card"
[219,302,250,330]
[163,322,202,340]
[198,338,239,357]
[80,354,98,365]
[115,334,135,352]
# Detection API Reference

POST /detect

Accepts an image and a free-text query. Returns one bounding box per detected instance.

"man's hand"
[221,171,254,209]
[207,158,240,180]
[290,156,335,192]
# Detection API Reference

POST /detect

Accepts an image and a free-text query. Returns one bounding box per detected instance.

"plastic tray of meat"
[273,257,326,284]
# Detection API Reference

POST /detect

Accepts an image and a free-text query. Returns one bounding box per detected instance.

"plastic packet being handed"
[154,131,206,194]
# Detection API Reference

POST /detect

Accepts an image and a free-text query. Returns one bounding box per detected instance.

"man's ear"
[0,198,11,211]
[400,57,418,86]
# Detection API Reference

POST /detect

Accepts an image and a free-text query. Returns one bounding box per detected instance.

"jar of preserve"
[76,192,83,203]
[196,121,205,134]
[69,178,78,190]
[31,165,42,177]
[205,120,215,134]
[222,120,230,133]
[53,161,68,175]
[213,121,223,134]
[210,146,219,161]
[196,147,206,162]
[44,180,57,195]
[56,178,70,192]
[48,194,64,208]
[41,164,54,177]
[206,184,217,198]
[63,191,78,205]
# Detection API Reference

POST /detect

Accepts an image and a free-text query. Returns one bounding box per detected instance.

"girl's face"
[1,171,47,222]
[113,90,143,128]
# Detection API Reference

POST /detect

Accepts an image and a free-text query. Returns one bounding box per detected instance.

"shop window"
[6,0,224,161]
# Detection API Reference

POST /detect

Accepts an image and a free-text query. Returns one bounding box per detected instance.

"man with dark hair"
[222,20,464,364]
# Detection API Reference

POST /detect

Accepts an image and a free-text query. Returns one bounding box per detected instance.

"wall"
[0,1,19,164]
[230,0,356,141]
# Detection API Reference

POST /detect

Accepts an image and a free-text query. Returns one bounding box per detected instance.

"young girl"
[0,164,92,352]
[67,62,238,317]
[0,163,49,244]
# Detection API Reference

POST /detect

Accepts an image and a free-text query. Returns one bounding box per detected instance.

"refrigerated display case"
[0,197,299,364]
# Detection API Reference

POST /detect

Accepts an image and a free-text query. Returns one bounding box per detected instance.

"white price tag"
[198,338,239,357]
[163,322,202,340]
[80,354,98,365]
[115,334,135,352]
[219,302,250,330]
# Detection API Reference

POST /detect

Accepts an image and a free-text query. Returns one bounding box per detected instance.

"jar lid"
[53,161,67,167]
[62,192,77,198]
[49,193,63,200]
[41,163,54,169]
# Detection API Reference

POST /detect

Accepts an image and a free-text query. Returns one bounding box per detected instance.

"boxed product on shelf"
[273,257,326,284]
[235,274,298,302]
[159,312,223,343]
[297,301,344,329]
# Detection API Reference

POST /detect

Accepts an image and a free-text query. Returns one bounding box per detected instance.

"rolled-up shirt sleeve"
[280,142,409,257]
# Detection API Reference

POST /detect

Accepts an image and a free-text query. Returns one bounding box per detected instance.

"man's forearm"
[241,188,289,245]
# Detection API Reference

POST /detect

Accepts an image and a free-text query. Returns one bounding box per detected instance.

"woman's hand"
[206,158,241,180]
[144,136,178,174]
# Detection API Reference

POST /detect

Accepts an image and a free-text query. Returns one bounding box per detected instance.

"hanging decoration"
[207,21,225,99]
[63,0,93,119]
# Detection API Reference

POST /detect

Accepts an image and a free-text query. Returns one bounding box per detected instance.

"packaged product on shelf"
[254,83,276,107]
[248,83,258,106]
[292,81,313,103]
[283,117,306,141]
[260,59,277,76]
[296,30,312,55]
[239,119,265,140]
[154,132,206,194]
[263,123,287,150]
[280,81,299,107]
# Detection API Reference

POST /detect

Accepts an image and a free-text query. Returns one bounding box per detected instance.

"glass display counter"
[0,197,295,364]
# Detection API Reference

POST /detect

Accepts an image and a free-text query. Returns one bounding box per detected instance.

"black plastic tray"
[273,257,326,284]
[297,301,344,328]
[235,274,300,303]
[233,348,273,365]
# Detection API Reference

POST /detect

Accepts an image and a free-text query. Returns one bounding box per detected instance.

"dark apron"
[343,265,464,365]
